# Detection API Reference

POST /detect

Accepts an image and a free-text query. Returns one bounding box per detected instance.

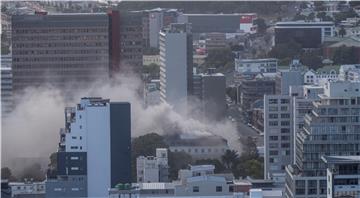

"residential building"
[285,81,360,198]
[46,97,131,198]
[339,64,360,81]
[137,148,169,183]
[303,66,339,85]
[235,58,278,75]
[275,21,335,48]
[159,23,193,112]
[12,13,110,93]
[322,155,360,198]
[9,181,45,198]
[1,54,13,115]
[264,94,293,184]
[193,68,226,120]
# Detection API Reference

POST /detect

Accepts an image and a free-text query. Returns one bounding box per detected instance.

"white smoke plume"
[1,73,240,173]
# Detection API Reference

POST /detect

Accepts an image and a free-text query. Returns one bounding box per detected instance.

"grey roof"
[321,155,360,164]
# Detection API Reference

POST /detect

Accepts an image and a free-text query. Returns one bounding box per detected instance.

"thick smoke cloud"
[1,73,240,174]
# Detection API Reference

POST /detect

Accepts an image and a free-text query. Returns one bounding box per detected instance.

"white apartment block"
[137,148,169,183]
[235,58,278,74]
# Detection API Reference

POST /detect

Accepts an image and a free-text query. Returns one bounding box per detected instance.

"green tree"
[221,149,239,170]
[253,18,267,34]
[339,26,346,37]
[47,152,57,178]
[332,46,358,64]
[204,47,235,71]
[306,12,315,21]
[317,12,333,22]
[236,158,264,179]
[168,151,193,180]
[268,40,302,60]
[334,9,358,24]
[293,13,307,21]
[300,51,323,70]
[240,136,259,160]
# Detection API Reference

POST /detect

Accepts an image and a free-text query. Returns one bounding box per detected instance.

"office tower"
[46,98,131,198]
[136,148,169,183]
[264,94,293,184]
[118,12,143,73]
[275,21,335,48]
[159,23,193,111]
[285,81,360,198]
[1,54,13,116]
[322,156,360,198]
[12,13,110,93]
[193,68,226,120]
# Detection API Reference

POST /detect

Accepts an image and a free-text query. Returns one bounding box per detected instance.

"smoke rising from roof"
[1,73,240,174]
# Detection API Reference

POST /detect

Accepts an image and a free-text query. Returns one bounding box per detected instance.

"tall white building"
[46,97,131,198]
[137,148,169,183]
[264,95,293,184]
[159,23,193,112]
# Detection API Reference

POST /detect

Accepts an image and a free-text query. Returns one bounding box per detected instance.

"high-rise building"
[12,11,143,95]
[46,97,131,198]
[285,81,360,198]
[264,94,293,184]
[1,54,13,116]
[159,23,193,111]
[193,68,226,120]
[12,13,110,93]
[118,12,143,73]
[136,148,169,183]
[275,21,335,48]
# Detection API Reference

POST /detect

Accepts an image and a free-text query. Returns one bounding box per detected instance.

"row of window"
[14,28,108,34]
[172,147,226,154]
[268,98,290,104]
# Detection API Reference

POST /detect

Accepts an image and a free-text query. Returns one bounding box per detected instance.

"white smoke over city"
[1,72,240,174]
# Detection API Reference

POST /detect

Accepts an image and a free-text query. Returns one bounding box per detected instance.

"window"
[72,136,77,139]
[70,156,79,160]
[229,186,234,192]
[70,146,78,149]
[269,136,278,141]
[71,167,79,170]
[280,106,288,111]
[281,121,290,126]
[281,99,290,104]
[216,186,222,192]
[281,113,290,118]
[269,114,278,119]
[281,128,290,133]
[269,106,278,111]
[269,99,278,104]
[193,186,199,192]
[269,150,278,156]
[269,121,278,126]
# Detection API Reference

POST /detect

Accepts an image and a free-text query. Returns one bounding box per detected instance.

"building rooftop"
[186,175,226,183]
[138,182,175,190]
[276,21,334,26]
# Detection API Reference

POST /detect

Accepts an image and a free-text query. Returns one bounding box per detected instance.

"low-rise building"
[137,148,169,183]
[9,181,45,198]
[143,55,161,66]
[235,58,278,75]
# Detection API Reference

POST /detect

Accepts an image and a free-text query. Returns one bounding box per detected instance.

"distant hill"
[117,1,296,16]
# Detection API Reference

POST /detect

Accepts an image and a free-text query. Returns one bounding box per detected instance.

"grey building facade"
[12,13,110,93]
